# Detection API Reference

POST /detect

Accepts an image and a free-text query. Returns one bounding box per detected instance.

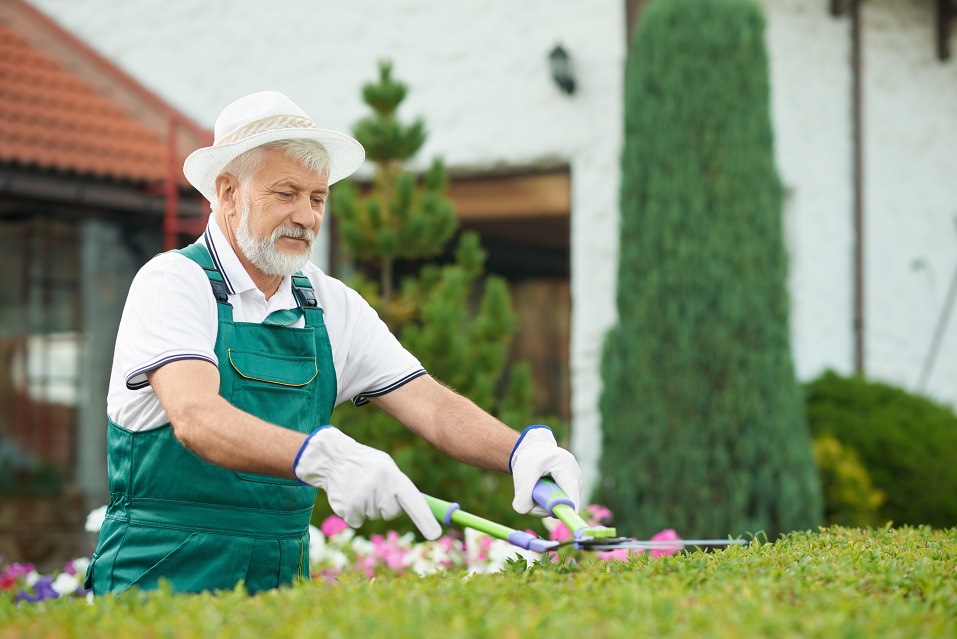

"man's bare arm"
[147,359,306,478]
[370,374,520,473]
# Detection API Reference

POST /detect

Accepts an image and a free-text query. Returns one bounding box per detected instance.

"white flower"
[308,525,326,559]
[328,550,349,571]
[70,557,90,576]
[85,506,108,533]
[489,538,540,566]
[350,536,374,556]
[25,570,40,587]
[51,572,80,596]
[412,558,437,576]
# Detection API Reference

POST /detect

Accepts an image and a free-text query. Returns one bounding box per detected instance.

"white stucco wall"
[863,0,957,403]
[761,0,855,380]
[26,0,626,498]
[762,0,957,405]
[26,0,957,501]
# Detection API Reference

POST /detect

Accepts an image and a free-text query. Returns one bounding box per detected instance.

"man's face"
[234,149,329,277]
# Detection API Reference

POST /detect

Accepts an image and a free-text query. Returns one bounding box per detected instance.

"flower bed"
[3,503,678,603]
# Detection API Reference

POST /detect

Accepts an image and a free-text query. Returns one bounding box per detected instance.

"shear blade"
[573,538,747,551]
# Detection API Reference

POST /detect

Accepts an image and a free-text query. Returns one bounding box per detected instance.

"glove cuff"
[508,424,553,473]
[293,425,335,486]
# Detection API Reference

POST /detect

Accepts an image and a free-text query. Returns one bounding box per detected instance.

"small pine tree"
[598,0,823,539]
[325,62,537,534]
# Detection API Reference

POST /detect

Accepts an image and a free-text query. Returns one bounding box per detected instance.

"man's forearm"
[173,396,306,478]
[147,360,305,479]
[372,375,520,473]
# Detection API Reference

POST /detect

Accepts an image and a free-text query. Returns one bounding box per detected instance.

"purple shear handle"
[507,531,558,553]
[440,501,460,525]
[531,479,576,517]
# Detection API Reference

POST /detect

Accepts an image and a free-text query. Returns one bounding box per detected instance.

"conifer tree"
[326,62,536,532]
[598,0,823,539]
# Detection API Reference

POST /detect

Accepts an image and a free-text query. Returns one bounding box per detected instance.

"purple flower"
[15,576,59,604]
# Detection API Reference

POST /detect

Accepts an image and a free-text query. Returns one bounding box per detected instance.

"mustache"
[271,225,316,243]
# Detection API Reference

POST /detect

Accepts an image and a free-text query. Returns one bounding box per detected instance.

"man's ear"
[214,173,240,217]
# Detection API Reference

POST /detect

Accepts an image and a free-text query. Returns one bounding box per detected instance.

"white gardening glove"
[509,425,582,516]
[294,426,442,540]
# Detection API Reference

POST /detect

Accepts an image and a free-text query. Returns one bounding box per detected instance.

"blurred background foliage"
[319,62,564,536]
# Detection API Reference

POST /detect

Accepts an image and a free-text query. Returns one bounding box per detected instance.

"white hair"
[213,139,332,209]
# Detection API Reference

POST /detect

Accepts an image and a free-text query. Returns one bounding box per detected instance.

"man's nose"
[289,198,317,227]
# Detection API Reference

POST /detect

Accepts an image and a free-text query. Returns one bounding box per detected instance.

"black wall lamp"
[549,44,576,95]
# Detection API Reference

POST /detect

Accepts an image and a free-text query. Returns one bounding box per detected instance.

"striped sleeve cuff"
[352,369,428,406]
[125,353,218,390]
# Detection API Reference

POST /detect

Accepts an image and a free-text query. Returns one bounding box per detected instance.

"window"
[0,218,81,495]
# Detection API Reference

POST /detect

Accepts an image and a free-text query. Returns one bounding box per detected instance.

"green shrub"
[811,433,885,526]
[599,0,822,540]
[805,370,957,528]
[2,526,954,639]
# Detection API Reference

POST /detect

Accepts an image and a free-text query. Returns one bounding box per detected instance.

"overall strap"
[173,243,234,320]
[291,273,324,326]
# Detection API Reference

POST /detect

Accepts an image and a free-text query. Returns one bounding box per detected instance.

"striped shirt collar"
[200,215,294,299]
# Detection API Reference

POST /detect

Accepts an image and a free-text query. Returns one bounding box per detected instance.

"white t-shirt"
[107,217,425,431]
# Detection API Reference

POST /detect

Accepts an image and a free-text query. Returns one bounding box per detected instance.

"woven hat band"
[217,114,321,146]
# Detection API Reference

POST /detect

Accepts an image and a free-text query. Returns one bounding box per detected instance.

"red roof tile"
[0,23,174,182]
[0,1,210,188]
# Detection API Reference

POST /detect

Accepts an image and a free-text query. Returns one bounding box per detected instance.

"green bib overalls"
[85,243,336,595]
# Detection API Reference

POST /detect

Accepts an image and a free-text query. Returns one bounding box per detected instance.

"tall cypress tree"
[598,0,822,539]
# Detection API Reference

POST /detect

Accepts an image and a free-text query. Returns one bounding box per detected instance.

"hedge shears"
[424,478,746,553]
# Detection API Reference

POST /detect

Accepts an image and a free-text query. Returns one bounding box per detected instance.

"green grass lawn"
[2,525,954,638]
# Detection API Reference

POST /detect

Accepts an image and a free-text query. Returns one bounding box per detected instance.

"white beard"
[235,197,315,276]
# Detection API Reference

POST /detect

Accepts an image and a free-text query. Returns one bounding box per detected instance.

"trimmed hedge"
[2,526,954,638]
[806,370,957,528]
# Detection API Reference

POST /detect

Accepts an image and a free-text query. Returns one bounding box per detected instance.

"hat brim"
[183,127,365,203]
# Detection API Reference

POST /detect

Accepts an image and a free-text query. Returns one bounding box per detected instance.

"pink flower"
[549,522,573,542]
[320,515,350,538]
[597,547,638,561]
[586,505,613,524]
[369,531,412,572]
[438,536,455,552]
[649,529,683,558]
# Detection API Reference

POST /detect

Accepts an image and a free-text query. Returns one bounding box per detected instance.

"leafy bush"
[2,526,954,638]
[805,370,957,528]
[811,433,885,526]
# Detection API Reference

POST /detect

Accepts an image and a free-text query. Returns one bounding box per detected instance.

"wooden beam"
[446,172,570,221]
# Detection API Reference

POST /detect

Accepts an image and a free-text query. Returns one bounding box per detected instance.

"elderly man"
[85,91,581,595]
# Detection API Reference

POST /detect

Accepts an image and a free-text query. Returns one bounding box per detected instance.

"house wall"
[762,0,957,405]
[26,0,957,504]
[862,0,957,402]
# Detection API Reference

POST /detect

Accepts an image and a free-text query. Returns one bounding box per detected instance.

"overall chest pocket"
[227,347,317,486]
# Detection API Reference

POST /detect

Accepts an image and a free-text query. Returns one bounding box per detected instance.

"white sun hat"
[183,91,365,203]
